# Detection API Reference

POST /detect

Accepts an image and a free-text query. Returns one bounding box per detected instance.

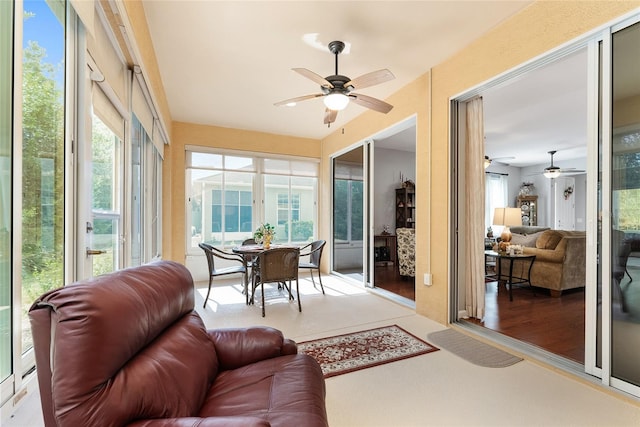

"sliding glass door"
[597,18,640,394]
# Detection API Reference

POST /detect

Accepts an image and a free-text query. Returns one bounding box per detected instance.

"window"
[131,114,163,265]
[333,161,363,243]
[187,153,255,248]
[0,0,13,384]
[485,173,508,229]
[21,0,65,356]
[186,150,318,250]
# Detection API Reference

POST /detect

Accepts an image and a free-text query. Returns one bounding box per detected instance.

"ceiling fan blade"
[292,68,333,89]
[558,168,586,174]
[274,93,323,107]
[349,93,393,114]
[324,108,338,125]
[345,69,395,90]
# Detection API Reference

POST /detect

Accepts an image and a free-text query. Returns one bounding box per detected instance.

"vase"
[263,234,271,249]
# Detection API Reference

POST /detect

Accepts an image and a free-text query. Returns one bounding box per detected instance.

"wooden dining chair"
[299,240,326,294]
[198,243,248,307]
[251,247,300,317]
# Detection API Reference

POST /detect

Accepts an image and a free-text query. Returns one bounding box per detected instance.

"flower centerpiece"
[254,223,276,249]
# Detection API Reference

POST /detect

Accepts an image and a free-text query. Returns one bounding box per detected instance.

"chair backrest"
[199,242,216,273]
[28,261,218,426]
[308,240,326,267]
[396,228,415,277]
[257,247,300,283]
[242,238,257,245]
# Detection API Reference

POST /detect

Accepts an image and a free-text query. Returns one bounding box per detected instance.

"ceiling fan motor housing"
[322,75,353,94]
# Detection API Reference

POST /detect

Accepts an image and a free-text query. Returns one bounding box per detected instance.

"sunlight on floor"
[197,273,370,313]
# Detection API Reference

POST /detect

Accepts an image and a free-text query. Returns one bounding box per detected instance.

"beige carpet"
[427,329,522,368]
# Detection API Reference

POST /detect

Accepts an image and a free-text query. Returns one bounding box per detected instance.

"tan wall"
[164,122,321,262]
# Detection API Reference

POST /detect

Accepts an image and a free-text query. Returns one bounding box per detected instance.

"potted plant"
[254,223,276,249]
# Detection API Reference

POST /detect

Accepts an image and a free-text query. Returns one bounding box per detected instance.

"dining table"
[231,244,300,300]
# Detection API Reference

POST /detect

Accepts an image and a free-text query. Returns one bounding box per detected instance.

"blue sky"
[23,0,64,81]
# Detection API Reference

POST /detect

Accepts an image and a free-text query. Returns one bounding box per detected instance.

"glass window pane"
[131,115,143,266]
[610,21,640,388]
[225,155,253,171]
[191,152,222,169]
[0,0,13,382]
[21,0,65,355]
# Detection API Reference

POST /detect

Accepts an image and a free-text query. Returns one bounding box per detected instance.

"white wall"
[373,147,416,233]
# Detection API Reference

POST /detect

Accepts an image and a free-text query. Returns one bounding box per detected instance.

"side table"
[374,234,397,267]
[484,250,536,301]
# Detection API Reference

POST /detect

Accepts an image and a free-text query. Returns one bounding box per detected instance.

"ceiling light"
[544,169,561,179]
[324,93,349,111]
[285,102,296,107]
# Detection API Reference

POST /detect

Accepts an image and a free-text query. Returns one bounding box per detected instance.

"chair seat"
[298,262,317,269]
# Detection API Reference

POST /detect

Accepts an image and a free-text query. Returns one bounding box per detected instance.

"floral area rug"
[298,325,439,378]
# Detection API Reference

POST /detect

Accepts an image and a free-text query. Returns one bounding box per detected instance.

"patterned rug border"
[298,325,439,378]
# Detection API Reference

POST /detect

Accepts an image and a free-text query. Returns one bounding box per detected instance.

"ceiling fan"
[542,150,585,178]
[274,40,395,125]
[484,155,515,168]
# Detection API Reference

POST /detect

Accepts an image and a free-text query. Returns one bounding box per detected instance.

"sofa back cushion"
[511,231,544,247]
[536,230,564,250]
[29,261,219,427]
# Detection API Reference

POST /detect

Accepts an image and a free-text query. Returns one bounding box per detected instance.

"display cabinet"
[396,187,415,229]
[517,195,537,226]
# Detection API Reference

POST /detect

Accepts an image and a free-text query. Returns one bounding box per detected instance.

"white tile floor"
[5,273,640,426]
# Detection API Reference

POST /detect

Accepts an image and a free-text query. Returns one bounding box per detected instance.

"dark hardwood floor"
[374,263,415,300]
[466,279,585,364]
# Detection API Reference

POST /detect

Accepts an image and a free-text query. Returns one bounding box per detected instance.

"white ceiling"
[142,1,532,141]
[483,48,589,168]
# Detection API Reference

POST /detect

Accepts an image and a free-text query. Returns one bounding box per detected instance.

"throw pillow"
[511,232,539,247]
[536,230,563,250]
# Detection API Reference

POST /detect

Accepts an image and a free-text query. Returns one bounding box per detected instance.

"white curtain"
[465,97,486,319]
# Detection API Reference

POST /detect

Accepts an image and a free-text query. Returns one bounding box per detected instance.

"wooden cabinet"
[396,187,415,229]
[374,234,397,266]
[517,195,537,226]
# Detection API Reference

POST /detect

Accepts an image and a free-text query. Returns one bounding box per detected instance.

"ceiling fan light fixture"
[544,169,561,179]
[324,92,349,111]
[285,102,297,107]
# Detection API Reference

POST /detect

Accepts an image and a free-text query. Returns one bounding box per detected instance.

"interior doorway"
[453,46,589,365]
[371,118,417,302]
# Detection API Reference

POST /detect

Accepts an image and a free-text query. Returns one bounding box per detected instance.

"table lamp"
[493,207,522,243]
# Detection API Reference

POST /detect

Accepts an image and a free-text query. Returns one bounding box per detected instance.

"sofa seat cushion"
[199,354,328,427]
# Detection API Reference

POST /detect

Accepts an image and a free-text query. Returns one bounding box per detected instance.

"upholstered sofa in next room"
[500,228,586,297]
[29,260,328,427]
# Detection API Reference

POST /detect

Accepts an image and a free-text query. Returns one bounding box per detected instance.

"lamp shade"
[324,93,349,111]
[492,207,522,243]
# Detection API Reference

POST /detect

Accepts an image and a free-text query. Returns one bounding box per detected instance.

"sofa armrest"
[129,416,270,427]
[208,326,298,370]
[522,246,564,263]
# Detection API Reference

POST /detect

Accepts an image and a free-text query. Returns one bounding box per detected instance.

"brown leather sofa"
[29,260,328,427]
